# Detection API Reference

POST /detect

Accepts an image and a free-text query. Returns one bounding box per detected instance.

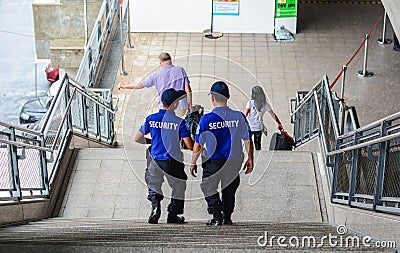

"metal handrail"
[76,0,119,86]
[0,139,53,153]
[0,0,121,202]
[0,122,43,136]
[50,88,77,151]
[0,82,115,153]
[327,132,400,156]
[339,111,400,140]
[75,89,115,114]
[292,75,400,215]
[323,79,341,140]
[290,78,323,116]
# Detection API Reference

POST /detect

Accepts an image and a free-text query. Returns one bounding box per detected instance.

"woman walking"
[244,86,283,150]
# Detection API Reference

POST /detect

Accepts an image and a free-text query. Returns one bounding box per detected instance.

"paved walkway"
[113,3,400,149]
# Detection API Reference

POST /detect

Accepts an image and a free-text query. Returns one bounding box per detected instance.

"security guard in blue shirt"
[135,88,194,224]
[190,81,254,226]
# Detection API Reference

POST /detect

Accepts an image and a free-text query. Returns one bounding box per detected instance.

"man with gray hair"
[119,52,192,118]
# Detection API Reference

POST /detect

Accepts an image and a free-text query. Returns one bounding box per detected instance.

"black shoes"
[148,199,161,224]
[206,211,234,226]
[167,214,186,224]
[223,216,233,225]
[393,46,400,52]
[206,210,223,226]
[148,211,160,224]
[206,218,223,226]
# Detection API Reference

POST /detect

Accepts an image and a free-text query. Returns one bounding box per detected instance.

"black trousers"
[252,130,262,150]
[201,157,243,217]
[145,159,187,215]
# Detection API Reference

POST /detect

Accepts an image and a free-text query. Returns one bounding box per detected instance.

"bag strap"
[251,101,263,122]
[251,101,267,130]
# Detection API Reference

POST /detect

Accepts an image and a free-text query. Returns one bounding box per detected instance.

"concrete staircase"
[0,219,393,252]
[0,148,396,252]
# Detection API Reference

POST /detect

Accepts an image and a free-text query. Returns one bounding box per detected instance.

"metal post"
[340,65,347,100]
[378,12,392,45]
[8,127,22,199]
[357,34,374,77]
[127,0,133,48]
[120,5,127,76]
[339,65,346,135]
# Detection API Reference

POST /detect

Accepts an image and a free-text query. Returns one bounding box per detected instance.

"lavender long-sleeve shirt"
[142,65,190,110]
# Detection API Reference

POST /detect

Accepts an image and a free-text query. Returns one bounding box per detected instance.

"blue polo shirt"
[195,106,251,160]
[139,109,191,162]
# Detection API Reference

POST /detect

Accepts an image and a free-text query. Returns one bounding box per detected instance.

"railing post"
[377,12,392,45]
[7,127,22,199]
[119,4,127,76]
[338,65,347,134]
[81,94,89,136]
[309,96,315,136]
[94,98,101,140]
[348,133,360,206]
[373,121,389,210]
[357,34,374,77]
[126,0,133,48]
[340,65,347,100]
[38,135,50,196]
[64,76,73,130]
[331,152,339,203]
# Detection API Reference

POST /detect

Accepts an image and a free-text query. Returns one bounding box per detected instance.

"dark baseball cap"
[161,88,187,106]
[209,81,230,99]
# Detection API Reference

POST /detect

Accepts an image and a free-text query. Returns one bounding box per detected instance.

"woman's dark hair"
[251,86,266,112]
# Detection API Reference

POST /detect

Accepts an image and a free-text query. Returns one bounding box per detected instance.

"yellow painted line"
[299,0,381,4]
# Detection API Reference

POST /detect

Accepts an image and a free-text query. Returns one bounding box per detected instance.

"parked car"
[19,96,53,124]
[45,63,59,83]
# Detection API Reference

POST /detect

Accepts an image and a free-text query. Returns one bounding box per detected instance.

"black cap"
[209,81,230,99]
[161,88,187,107]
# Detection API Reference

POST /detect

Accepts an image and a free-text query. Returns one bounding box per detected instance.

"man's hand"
[190,164,197,177]
[243,159,253,174]
[278,124,283,131]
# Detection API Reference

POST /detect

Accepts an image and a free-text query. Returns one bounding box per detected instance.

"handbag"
[269,129,295,150]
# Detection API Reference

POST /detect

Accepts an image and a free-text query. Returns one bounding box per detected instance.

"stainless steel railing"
[0,0,125,201]
[291,75,400,215]
[0,74,117,200]
[76,0,120,87]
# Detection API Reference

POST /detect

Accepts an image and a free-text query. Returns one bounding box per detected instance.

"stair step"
[0,219,395,252]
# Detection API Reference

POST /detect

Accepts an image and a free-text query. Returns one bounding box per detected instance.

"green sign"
[275,0,297,18]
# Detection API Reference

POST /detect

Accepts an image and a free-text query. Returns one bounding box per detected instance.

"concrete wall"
[382,0,400,37]
[316,153,400,249]
[32,0,102,60]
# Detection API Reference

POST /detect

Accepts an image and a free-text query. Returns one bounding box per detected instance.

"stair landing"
[61,148,323,224]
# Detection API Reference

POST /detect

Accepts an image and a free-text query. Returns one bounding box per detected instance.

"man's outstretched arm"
[118,82,145,90]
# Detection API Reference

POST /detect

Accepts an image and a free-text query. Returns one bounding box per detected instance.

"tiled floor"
[113,2,400,148]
